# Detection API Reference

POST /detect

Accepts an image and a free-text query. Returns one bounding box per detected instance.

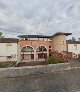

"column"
[34,49,36,62]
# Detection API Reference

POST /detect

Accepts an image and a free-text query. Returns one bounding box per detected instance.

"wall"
[19,40,52,61]
[0,63,71,78]
[52,35,67,53]
[20,40,52,50]
[67,44,80,57]
[0,43,18,62]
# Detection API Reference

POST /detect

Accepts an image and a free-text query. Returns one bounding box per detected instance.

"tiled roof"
[0,38,19,43]
[52,32,72,37]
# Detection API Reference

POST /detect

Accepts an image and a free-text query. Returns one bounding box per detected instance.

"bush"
[47,55,65,64]
[47,55,59,64]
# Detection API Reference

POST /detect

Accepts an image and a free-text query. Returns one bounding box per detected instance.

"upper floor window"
[49,46,51,48]
[61,41,65,44]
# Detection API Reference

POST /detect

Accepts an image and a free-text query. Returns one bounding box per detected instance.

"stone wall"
[0,63,71,78]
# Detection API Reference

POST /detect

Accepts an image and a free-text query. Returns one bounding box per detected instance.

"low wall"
[0,63,71,78]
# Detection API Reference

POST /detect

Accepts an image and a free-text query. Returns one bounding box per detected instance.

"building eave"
[18,35,52,38]
[52,32,72,37]
[0,38,19,43]
[67,40,80,44]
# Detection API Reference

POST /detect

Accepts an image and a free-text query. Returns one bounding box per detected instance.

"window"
[25,38,28,40]
[74,44,77,50]
[6,45,12,52]
[7,56,12,58]
[6,56,12,60]
[36,46,47,52]
[49,46,51,48]
[62,41,64,44]
[21,46,34,52]
[27,46,34,52]
[19,38,25,40]
[36,46,42,52]
[6,43,12,46]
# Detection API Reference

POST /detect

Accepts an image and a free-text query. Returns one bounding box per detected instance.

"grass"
[0,62,13,68]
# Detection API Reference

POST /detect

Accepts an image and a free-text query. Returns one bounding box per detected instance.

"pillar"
[34,49,36,62]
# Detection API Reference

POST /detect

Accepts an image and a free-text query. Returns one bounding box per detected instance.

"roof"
[0,38,19,43]
[18,32,72,38]
[67,40,80,44]
[52,32,72,37]
[18,35,51,38]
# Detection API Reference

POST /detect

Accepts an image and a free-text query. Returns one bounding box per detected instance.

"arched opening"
[36,46,47,59]
[21,46,34,52]
[21,46,34,60]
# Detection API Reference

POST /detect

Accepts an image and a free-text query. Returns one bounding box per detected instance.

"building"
[18,32,71,62]
[52,32,71,53]
[67,40,80,58]
[0,38,19,62]
[18,35,52,62]
[1,32,80,62]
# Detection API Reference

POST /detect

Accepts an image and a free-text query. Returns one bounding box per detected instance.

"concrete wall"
[52,35,67,53]
[0,63,71,78]
[0,43,18,62]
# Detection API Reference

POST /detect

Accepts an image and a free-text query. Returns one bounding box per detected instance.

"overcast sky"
[0,0,80,39]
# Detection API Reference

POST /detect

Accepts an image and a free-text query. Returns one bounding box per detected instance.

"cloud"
[0,0,80,38]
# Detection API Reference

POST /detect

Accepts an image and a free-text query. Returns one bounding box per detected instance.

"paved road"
[70,61,80,68]
[0,68,80,92]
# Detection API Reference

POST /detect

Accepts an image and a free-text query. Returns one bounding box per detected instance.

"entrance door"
[31,54,34,59]
[24,54,31,60]
[38,53,43,58]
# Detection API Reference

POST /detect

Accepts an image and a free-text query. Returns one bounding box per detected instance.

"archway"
[36,46,47,59]
[21,46,34,60]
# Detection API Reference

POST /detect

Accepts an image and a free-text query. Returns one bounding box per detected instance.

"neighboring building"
[0,38,19,62]
[18,32,71,62]
[67,40,80,58]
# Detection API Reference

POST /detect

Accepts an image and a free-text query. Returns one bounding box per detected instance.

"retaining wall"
[0,63,72,78]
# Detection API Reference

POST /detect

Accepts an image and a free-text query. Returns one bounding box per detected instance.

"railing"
[8,61,17,67]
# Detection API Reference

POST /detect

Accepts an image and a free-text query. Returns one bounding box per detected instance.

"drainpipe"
[34,49,36,62]
[15,42,21,66]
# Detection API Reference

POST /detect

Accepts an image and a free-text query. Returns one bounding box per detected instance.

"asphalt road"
[0,68,80,92]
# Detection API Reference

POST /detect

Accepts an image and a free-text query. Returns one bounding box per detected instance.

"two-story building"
[1,32,79,62]
[1,32,80,62]
[18,32,71,62]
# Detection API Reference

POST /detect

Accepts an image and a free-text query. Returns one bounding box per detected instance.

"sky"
[0,0,80,39]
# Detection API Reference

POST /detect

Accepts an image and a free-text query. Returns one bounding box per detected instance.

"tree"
[69,37,76,41]
[72,37,76,41]
[0,32,4,38]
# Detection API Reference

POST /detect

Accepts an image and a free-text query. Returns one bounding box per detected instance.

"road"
[0,68,80,92]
